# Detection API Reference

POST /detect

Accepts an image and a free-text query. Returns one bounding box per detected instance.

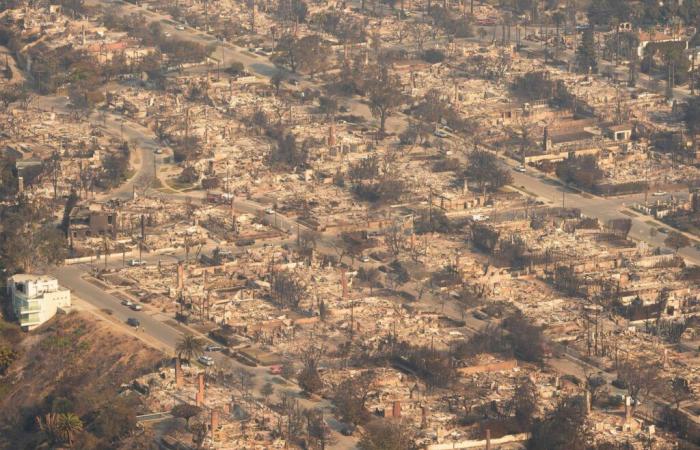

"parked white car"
[198,355,215,366]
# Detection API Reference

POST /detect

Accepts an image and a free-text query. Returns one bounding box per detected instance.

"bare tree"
[332,371,376,426]
[669,377,693,410]
[396,22,408,44]
[585,371,607,406]
[384,219,406,256]
[304,408,335,450]
[409,23,430,53]
[664,231,690,254]
[260,382,274,405]
[280,392,305,445]
[297,345,325,394]
[358,418,417,450]
[617,360,661,412]
[270,269,306,309]
[232,367,255,400]
[298,230,318,264]
[513,377,539,428]
[366,65,405,137]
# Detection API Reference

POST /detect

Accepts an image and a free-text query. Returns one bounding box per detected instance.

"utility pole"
[51,150,59,200]
[137,214,145,262]
[692,53,696,96]
[350,298,355,340]
[205,0,209,32]
[232,206,239,237]
[562,188,565,209]
[185,107,190,139]
[249,0,256,34]
[428,188,433,225]
[103,235,108,269]
[204,106,209,144]
[226,162,230,194]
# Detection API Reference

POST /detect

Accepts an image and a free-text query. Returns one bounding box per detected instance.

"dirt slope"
[0,311,162,449]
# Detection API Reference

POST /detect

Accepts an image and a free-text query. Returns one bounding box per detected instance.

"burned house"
[68,204,118,240]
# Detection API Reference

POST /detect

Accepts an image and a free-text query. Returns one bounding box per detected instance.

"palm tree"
[57,413,83,446]
[37,413,83,447]
[176,334,204,363]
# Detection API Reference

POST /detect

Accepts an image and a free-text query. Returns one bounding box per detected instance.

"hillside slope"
[0,311,163,449]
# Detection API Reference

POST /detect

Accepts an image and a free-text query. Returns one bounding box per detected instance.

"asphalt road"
[31,95,159,200]
[503,158,700,264]
[52,264,182,350]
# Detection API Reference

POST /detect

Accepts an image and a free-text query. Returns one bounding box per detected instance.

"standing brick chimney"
[585,389,591,415]
[341,270,348,299]
[328,124,336,147]
[177,261,185,291]
[392,401,401,418]
[543,126,551,152]
[625,396,632,424]
[211,409,219,434]
[175,358,183,388]
[196,373,205,406]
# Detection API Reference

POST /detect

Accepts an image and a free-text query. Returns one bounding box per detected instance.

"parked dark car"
[612,378,628,389]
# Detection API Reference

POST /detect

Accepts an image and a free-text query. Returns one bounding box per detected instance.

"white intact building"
[7,274,71,330]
